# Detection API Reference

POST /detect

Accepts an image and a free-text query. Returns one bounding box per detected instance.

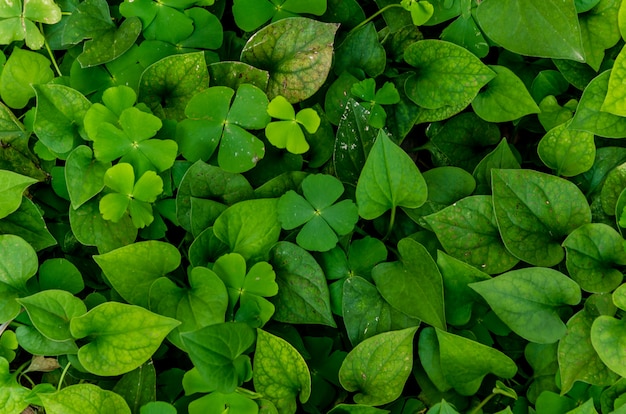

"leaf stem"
[348,4,405,37]
[57,361,72,391]
[40,22,63,77]
[382,206,397,241]
[468,392,496,414]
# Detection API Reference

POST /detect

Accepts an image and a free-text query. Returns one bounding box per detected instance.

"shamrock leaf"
[277,174,358,252]
[265,95,321,154]
[401,0,435,26]
[99,163,164,228]
[211,253,278,328]
[0,0,62,50]
[232,0,327,32]
[351,79,400,128]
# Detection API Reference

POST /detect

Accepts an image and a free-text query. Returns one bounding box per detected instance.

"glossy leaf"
[70,302,180,376]
[602,45,626,117]
[40,384,131,414]
[491,169,591,267]
[241,17,339,103]
[254,329,311,413]
[338,327,417,406]
[77,17,142,68]
[538,120,595,177]
[470,267,581,344]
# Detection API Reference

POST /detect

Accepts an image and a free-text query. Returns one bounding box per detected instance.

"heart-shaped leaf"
[65,146,111,209]
[591,316,626,378]
[538,120,595,177]
[40,384,131,414]
[0,170,38,219]
[0,48,54,109]
[0,234,38,323]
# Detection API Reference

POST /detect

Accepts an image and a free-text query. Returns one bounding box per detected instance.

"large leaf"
[475,0,585,61]
[591,316,626,378]
[0,234,38,323]
[470,267,581,344]
[93,241,181,308]
[254,329,311,413]
[491,169,591,267]
[356,130,427,219]
[40,384,131,414]
[70,302,180,376]
[338,327,417,406]
[241,17,339,103]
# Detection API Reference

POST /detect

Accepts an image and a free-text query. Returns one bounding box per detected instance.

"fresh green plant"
[4,1,626,413]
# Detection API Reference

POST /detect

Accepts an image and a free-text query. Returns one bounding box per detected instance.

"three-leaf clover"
[350,79,401,129]
[99,163,164,228]
[211,253,278,328]
[265,95,321,154]
[401,0,435,26]
[232,0,327,32]
[0,0,62,50]
[277,174,358,252]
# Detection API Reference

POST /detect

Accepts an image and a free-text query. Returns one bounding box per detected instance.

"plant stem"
[40,22,63,77]
[58,361,72,391]
[468,392,496,414]
[382,206,397,241]
[348,4,405,36]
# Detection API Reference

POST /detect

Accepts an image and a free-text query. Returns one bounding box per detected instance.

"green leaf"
[17,290,87,342]
[0,234,38,323]
[579,0,621,72]
[15,325,78,356]
[0,48,54,109]
[40,384,131,414]
[441,14,489,58]
[270,242,336,327]
[77,17,142,68]
[356,130,427,219]
[338,327,418,406]
[0,169,38,219]
[208,61,270,91]
[559,310,619,394]
[591,316,626,378]
[491,169,591,267]
[472,138,520,195]
[475,0,585,61]
[601,162,626,216]
[538,120,596,177]
[334,23,386,78]
[113,362,157,414]
[563,223,626,293]
[188,392,259,414]
[404,40,495,110]
[93,241,181,308]
[241,17,339,103]
[65,146,111,209]
[0,0,61,49]
[32,84,91,154]
[38,259,84,294]
[372,238,445,330]
[139,52,209,121]
[214,198,281,263]
[470,267,582,344]
[472,65,540,122]
[254,329,312,413]
[70,302,180,376]
[266,96,319,154]
[602,46,626,117]
[181,322,256,393]
[61,0,115,45]
[425,196,519,274]
[0,196,57,251]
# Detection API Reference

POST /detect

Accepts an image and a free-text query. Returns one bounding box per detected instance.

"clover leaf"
[277,174,358,252]
[0,0,61,50]
[401,0,435,26]
[232,0,327,32]
[350,79,400,128]
[211,253,278,328]
[99,163,164,228]
[265,95,321,154]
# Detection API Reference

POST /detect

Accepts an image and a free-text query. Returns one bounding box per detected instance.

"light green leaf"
[425,196,518,274]
[538,120,595,177]
[40,383,131,414]
[491,169,591,267]
[404,40,495,110]
[472,65,540,122]
[601,162,626,216]
[0,357,29,414]
[254,329,312,413]
[70,302,180,376]
[579,0,621,72]
[0,234,38,323]
[356,130,427,219]
[0,169,38,219]
[17,290,87,342]
[270,242,336,327]
[470,267,581,344]
[104,163,134,195]
[338,327,417,406]
[563,223,626,293]
[475,0,585,61]
[65,146,111,209]
[188,392,259,414]
[181,322,255,393]
[559,310,619,394]
[93,241,181,308]
[372,238,445,330]
[15,325,78,356]
[241,17,339,103]
[602,45,626,117]
[591,316,626,378]
[0,48,54,109]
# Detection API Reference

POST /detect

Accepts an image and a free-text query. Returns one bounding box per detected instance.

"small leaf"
[591,316,626,378]
[356,130,427,219]
[470,267,581,344]
[338,327,417,406]
[65,146,111,209]
[0,48,54,109]
[0,170,38,219]
[70,302,180,376]
[0,234,38,323]
[538,121,595,177]
[40,384,131,414]
[254,329,312,413]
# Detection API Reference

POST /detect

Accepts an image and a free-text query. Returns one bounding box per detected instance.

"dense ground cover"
[2,0,626,413]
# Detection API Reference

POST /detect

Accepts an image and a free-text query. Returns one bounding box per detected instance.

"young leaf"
[254,329,312,413]
[70,302,180,376]
[470,267,581,344]
[356,130,427,219]
[538,120,595,177]
[338,327,418,406]
[181,322,256,393]
[266,95,321,154]
[39,384,131,414]
[0,170,38,219]
[0,234,38,323]
[491,169,591,267]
